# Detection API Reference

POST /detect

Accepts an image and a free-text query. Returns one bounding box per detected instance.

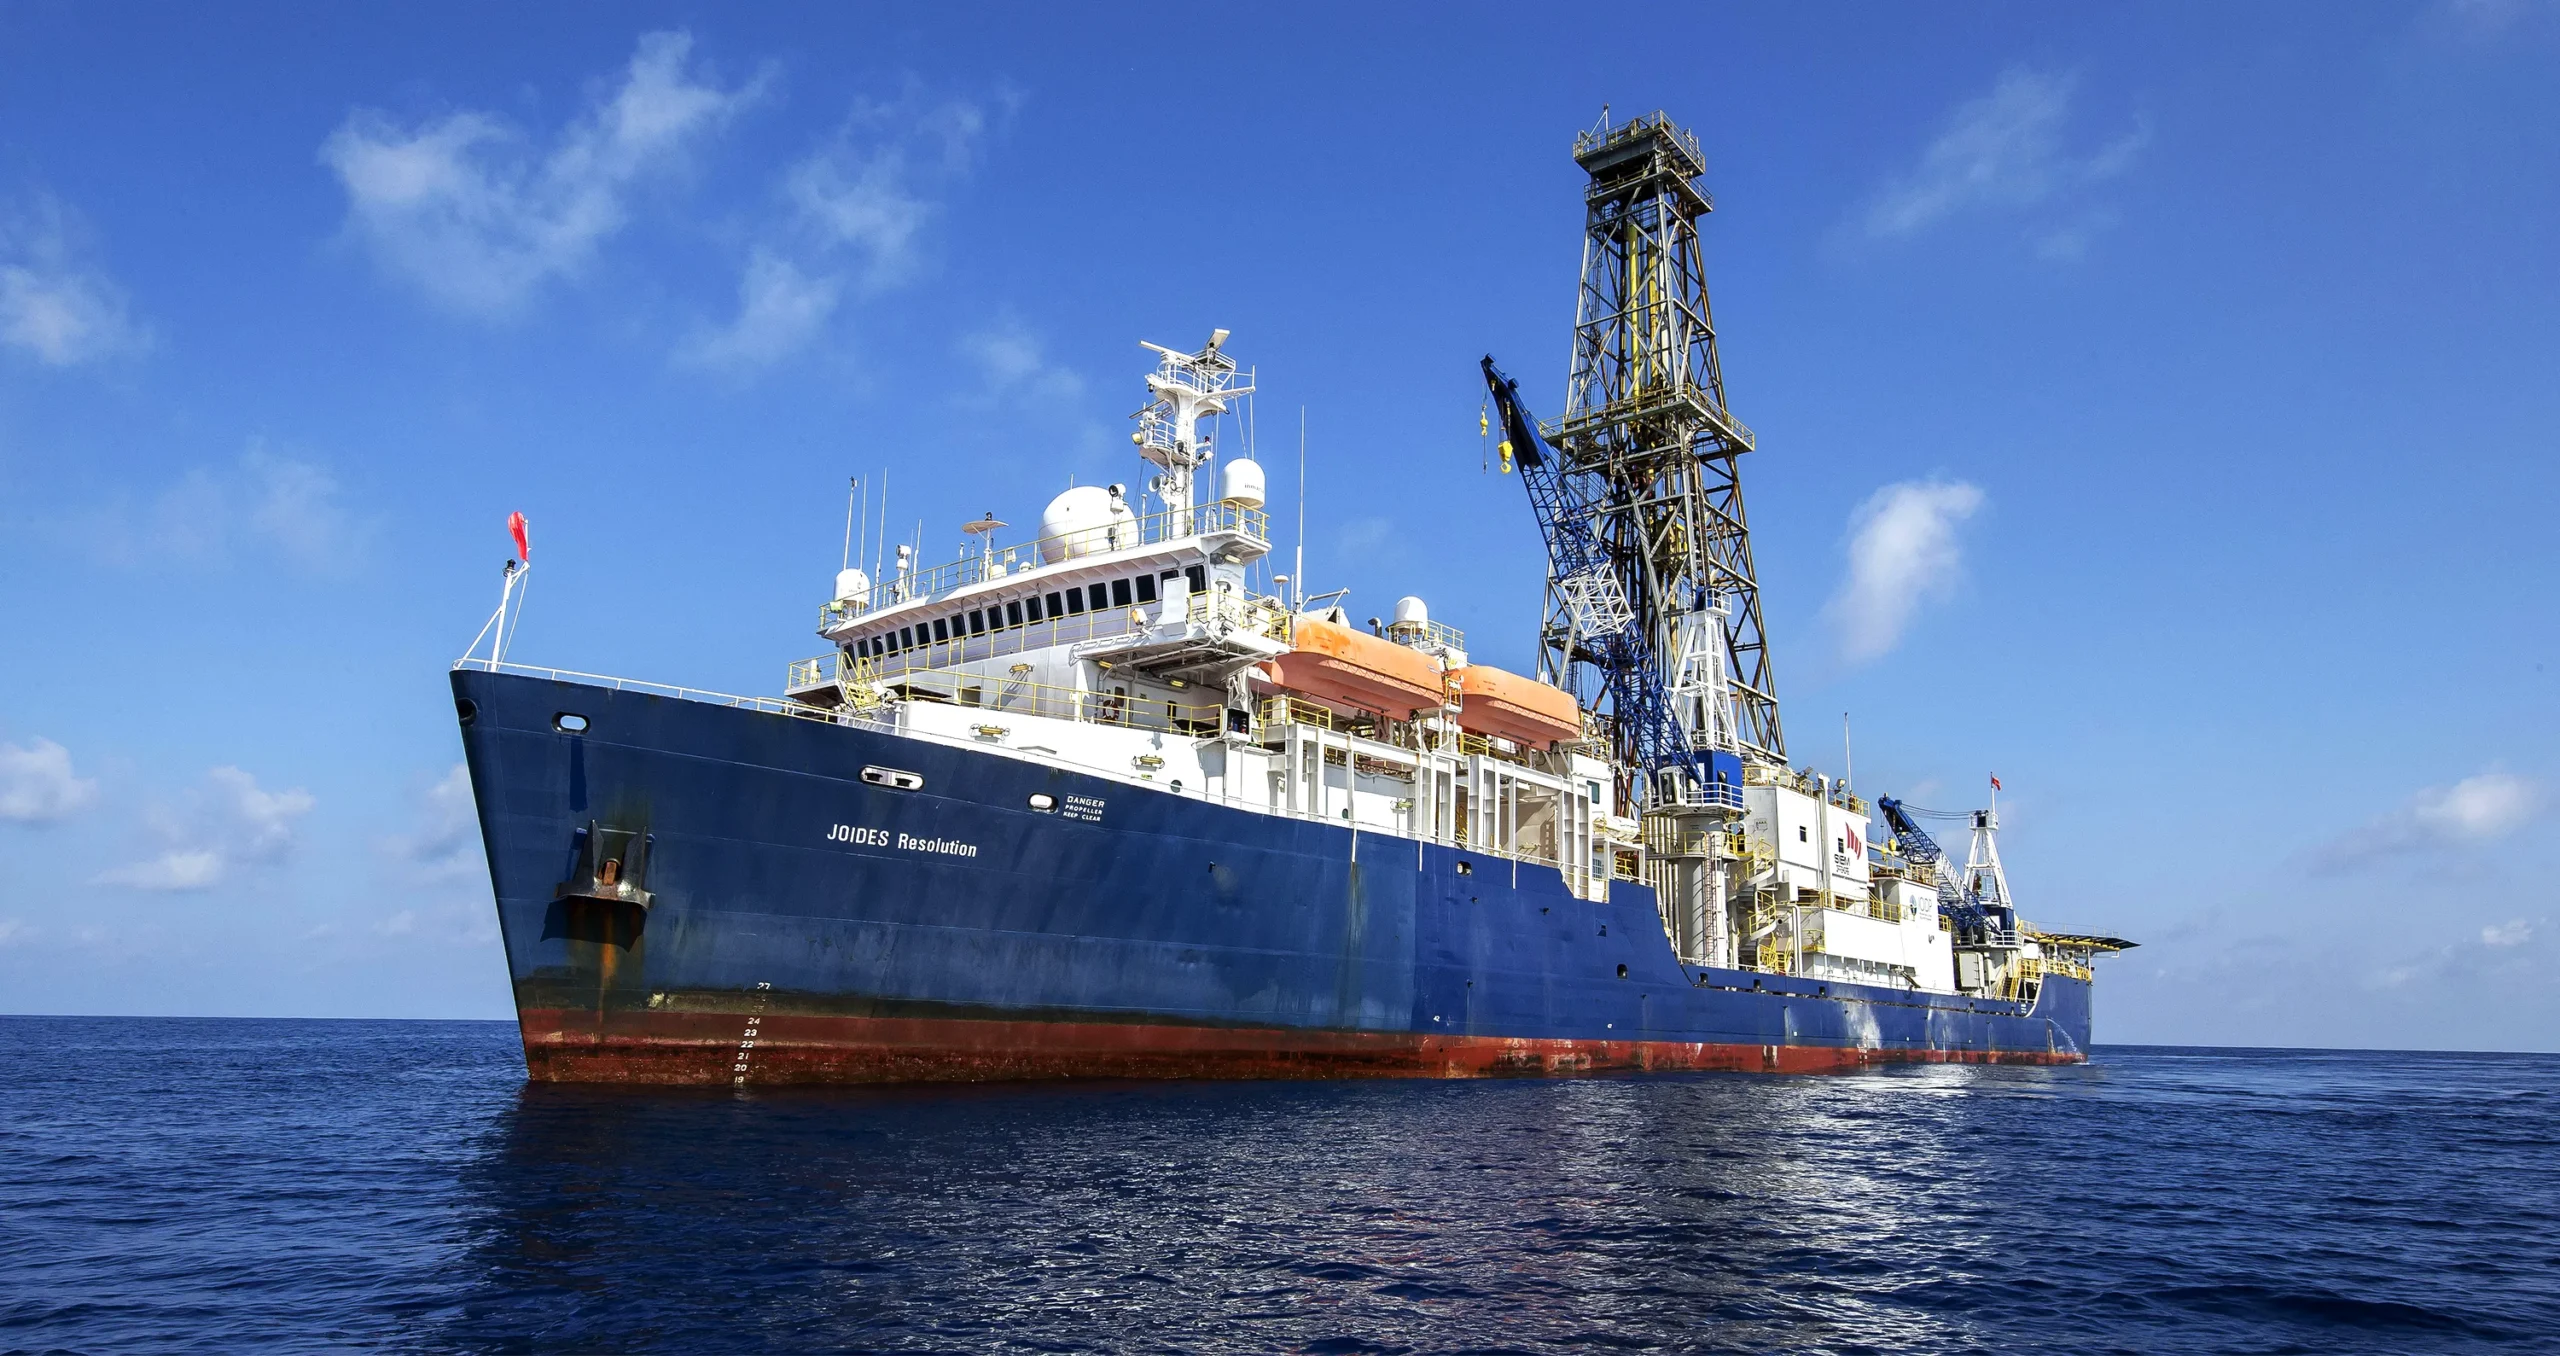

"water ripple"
[3,1019,2557,1353]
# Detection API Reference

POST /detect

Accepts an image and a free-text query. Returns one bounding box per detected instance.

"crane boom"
[1877,796,1994,940]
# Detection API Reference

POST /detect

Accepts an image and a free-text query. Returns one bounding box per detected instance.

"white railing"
[453,658,858,724]
[1385,617,1466,653]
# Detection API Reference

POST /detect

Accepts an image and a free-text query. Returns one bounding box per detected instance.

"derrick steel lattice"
[1539,109,1785,767]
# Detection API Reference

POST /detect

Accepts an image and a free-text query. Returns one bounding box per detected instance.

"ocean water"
[2,1019,2554,1355]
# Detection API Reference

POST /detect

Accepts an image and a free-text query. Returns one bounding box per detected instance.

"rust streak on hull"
[518,1008,2084,1086]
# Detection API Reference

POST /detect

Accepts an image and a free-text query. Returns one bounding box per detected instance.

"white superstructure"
[777,333,2095,999]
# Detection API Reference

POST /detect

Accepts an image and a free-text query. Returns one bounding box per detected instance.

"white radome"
[1394,595,1429,627]
[1037,485,1138,564]
[833,567,870,603]
[1218,457,1267,509]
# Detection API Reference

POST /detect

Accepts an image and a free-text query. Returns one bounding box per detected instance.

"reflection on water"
[4,1019,2555,1355]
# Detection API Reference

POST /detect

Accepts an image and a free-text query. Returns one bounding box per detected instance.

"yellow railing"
[1190,589,1294,641]
[820,500,1270,624]
[1742,893,1793,975]
[1257,694,1333,732]
[899,672,1223,736]
[786,652,882,702]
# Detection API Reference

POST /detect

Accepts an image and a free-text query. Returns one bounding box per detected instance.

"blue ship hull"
[455,669,2094,1083]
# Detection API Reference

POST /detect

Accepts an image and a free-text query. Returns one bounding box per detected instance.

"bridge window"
[1046,591,1064,618]
[932,619,948,643]
[1064,588,1084,615]
[897,626,913,650]
[969,610,986,636]
[1006,600,1024,627]
[1185,565,1205,594]
[1134,574,1157,604]
[1088,582,1109,611]
[1111,579,1132,608]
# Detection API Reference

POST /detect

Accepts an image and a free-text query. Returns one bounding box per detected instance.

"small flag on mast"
[508,511,530,563]
[1990,774,2002,791]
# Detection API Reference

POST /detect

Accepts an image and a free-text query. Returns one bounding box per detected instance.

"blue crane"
[1481,356,1732,798]
[1876,796,1999,940]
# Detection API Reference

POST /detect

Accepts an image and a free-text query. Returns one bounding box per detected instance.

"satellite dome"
[1037,485,1138,564]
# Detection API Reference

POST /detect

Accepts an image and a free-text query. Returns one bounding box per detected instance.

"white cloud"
[96,766,314,892]
[1825,480,1984,663]
[0,193,149,365]
[691,93,994,370]
[2411,772,2539,841]
[684,248,843,370]
[0,738,99,823]
[958,318,1083,402]
[322,31,762,316]
[378,763,483,882]
[790,94,988,287]
[242,445,361,568]
[0,918,29,947]
[2032,208,2119,263]
[1863,69,2147,245]
[81,442,362,572]
[1339,517,1396,557]
[787,142,929,288]
[2373,911,2549,989]
[2430,0,2549,37]
[2318,771,2541,870]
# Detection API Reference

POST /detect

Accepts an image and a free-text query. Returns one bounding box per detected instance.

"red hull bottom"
[518,1008,2085,1085]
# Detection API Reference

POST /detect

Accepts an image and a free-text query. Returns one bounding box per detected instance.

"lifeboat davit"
[1264,618,1444,719]
[1453,665,1582,747]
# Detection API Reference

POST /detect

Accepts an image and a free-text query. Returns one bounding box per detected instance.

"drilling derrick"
[1540,111,1784,780]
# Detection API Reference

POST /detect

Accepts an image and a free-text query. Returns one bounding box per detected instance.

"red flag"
[1990,774,2002,791]
[508,511,530,562]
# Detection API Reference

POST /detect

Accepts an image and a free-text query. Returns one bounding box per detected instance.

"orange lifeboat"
[1263,618,1444,719]
[1453,665,1582,747]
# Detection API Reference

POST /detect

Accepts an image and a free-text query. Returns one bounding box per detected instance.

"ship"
[453,111,2130,1085]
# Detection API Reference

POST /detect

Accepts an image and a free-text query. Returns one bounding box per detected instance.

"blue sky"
[2,3,2554,1049]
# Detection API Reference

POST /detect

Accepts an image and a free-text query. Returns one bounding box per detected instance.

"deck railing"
[903,675,1225,738]
[1385,617,1466,653]
[454,658,848,724]
[821,500,1270,625]
[458,656,1616,888]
